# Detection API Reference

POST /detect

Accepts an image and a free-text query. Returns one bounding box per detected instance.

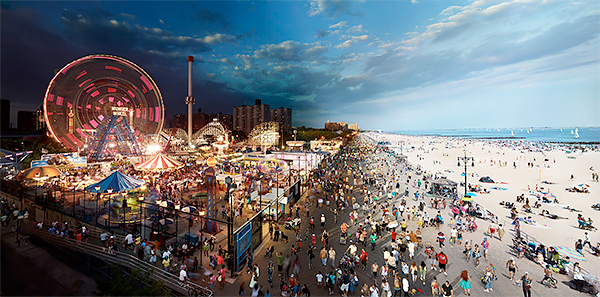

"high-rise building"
[0,99,9,134]
[17,111,37,131]
[36,107,47,131]
[270,107,292,134]
[233,98,271,134]
[325,120,348,131]
[348,123,360,131]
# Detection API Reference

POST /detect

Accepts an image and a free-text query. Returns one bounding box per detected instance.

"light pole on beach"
[457,149,475,198]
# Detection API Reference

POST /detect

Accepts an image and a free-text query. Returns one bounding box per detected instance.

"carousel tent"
[135,154,183,170]
[86,171,145,193]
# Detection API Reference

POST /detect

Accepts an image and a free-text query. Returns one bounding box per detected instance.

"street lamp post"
[95,186,101,226]
[258,173,264,213]
[457,148,475,198]
[225,176,237,277]
[138,196,144,240]
[106,188,113,228]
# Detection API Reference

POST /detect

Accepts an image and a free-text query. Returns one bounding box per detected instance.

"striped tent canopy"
[135,154,183,170]
[86,171,145,193]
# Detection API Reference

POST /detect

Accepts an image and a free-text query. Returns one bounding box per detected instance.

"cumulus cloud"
[346,24,364,34]
[329,21,347,29]
[252,40,328,63]
[308,0,362,18]
[335,40,354,49]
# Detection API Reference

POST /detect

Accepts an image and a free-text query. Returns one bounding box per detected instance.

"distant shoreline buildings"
[171,108,233,133]
[325,120,360,131]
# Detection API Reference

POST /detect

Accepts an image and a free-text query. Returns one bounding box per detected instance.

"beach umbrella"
[465,193,477,197]
[578,184,590,188]
[554,246,586,262]
[19,166,62,179]
[181,206,197,213]
[462,197,473,202]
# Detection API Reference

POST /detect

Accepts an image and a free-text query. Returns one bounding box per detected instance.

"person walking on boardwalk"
[521,272,532,297]
[506,257,518,280]
[458,270,471,296]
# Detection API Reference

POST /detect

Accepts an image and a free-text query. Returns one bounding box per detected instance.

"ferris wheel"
[43,54,164,151]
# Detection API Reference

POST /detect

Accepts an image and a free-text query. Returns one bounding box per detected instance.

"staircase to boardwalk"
[22,221,212,297]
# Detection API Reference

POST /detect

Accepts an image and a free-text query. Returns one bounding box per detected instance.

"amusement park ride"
[43,54,283,160]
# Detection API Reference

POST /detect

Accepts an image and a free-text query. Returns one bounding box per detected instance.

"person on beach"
[506,257,519,280]
[458,270,471,296]
[419,261,427,285]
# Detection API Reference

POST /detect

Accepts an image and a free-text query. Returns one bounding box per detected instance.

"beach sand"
[367,132,600,275]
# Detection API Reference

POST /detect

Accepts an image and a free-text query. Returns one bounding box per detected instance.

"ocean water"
[389,127,600,143]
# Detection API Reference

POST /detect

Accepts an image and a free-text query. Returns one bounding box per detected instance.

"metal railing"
[22,222,212,297]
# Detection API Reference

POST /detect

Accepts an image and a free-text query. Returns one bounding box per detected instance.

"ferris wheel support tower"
[185,56,195,149]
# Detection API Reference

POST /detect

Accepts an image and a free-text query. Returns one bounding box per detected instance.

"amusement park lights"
[146,143,162,155]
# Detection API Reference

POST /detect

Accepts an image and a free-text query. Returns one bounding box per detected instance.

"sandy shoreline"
[365,131,600,275]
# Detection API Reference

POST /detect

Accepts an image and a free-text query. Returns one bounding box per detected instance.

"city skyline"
[1,0,598,131]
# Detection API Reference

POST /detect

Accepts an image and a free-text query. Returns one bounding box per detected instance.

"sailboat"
[574,128,580,139]
[511,130,515,136]
[560,129,563,132]
[571,130,574,135]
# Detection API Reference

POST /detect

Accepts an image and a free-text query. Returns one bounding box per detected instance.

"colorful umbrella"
[462,197,473,202]
[181,206,197,213]
[465,193,477,197]
[19,166,61,179]
[554,246,586,262]
[578,184,590,188]
[159,200,174,208]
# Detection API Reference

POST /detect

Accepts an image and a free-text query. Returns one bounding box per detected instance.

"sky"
[1,0,599,131]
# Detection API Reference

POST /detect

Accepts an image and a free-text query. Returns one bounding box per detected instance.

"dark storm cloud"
[0,6,254,127]
[315,29,330,38]
[196,8,231,32]
[0,6,86,124]
[60,8,238,54]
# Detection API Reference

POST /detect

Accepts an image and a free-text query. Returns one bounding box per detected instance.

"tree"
[94,264,169,296]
